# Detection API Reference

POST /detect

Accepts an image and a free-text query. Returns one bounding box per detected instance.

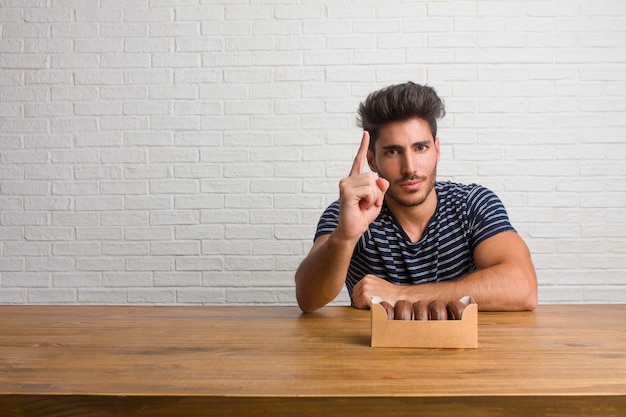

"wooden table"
[1,305,625,416]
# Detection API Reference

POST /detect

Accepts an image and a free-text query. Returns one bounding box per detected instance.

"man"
[295,82,537,313]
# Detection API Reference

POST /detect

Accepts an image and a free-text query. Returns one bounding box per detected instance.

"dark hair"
[357,82,445,150]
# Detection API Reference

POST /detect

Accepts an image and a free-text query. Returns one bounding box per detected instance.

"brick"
[154,272,201,287]
[102,243,149,256]
[76,227,123,241]
[0,258,24,272]
[152,115,200,131]
[102,53,150,69]
[25,8,72,23]
[584,287,626,303]
[226,288,278,304]
[103,272,152,287]
[174,195,223,209]
[125,227,172,241]
[100,23,148,37]
[128,288,176,304]
[224,100,272,115]
[225,225,273,240]
[28,289,76,303]
[250,210,300,224]
[200,209,248,224]
[175,257,223,271]
[224,194,273,209]
[150,241,200,256]
[101,211,148,226]
[124,8,171,23]
[201,21,251,36]
[153,53,200,68]
[125,196,172,210]
[175,225,223,240]
[224,6,272,21]
[150,210,199,225]
[2,22,49,39]
[203,240,251,256]
[75,196,123,211]
[53,273,100,288]
[76,257,124,272]
[52,212,99,227]
[150,148,199,163]
[150,179,199,194]
[126,256,172,271]
[177,288,225,304]
[78,289,128,304]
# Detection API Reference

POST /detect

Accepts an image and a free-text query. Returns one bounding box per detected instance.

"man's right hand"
[295,131,389,313]
[336,131,389,243]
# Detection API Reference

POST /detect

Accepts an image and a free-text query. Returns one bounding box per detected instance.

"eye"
[384,147,400,156]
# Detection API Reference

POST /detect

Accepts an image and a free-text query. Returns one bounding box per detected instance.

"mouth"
[398,178,423,192]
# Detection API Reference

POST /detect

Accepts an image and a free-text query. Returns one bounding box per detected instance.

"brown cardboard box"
[370,296,478,348]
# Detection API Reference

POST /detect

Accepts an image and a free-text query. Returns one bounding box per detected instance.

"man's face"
[367,118,440,208]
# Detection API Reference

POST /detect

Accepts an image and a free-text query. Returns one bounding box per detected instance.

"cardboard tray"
[370,296,478,348]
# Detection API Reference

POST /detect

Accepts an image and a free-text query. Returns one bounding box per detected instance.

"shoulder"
[321,199,340,216]
[436,181,500,206]
[314,200,340,240]
[436,181,486,196]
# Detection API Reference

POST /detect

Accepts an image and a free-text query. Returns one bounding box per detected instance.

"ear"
[435,137,441,162]
[367,149,377,172]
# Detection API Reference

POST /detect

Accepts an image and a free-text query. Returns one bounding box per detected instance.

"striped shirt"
[314,181,515,302]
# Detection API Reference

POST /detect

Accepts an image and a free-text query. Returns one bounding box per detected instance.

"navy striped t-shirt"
[314,181,515,301]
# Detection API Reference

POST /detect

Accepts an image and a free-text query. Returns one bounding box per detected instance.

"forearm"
[295,233,358,313]
[413,263,536,311]
[353,260,537,311]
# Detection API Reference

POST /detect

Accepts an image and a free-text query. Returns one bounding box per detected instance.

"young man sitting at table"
[295,82,538,313]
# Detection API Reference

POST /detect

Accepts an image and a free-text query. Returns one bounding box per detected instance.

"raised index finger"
[349,131,370,176]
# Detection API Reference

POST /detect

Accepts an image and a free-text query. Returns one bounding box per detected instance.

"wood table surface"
[1,304,625,416]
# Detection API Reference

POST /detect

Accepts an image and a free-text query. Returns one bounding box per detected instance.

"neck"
[385,188,438,243]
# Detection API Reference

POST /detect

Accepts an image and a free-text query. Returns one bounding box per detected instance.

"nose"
[401,153,416,176]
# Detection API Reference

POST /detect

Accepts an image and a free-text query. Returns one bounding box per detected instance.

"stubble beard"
[381,167,437,208]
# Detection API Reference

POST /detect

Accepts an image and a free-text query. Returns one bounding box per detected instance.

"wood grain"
[1,304,625,416]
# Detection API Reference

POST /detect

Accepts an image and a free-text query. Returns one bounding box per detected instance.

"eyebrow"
[380,140,432,150]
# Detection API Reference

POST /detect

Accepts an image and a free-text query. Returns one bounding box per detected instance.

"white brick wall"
[1,1,625,305]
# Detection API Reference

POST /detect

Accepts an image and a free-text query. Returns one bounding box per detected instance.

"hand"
[351,274,402,309]
[335,131,389,243]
